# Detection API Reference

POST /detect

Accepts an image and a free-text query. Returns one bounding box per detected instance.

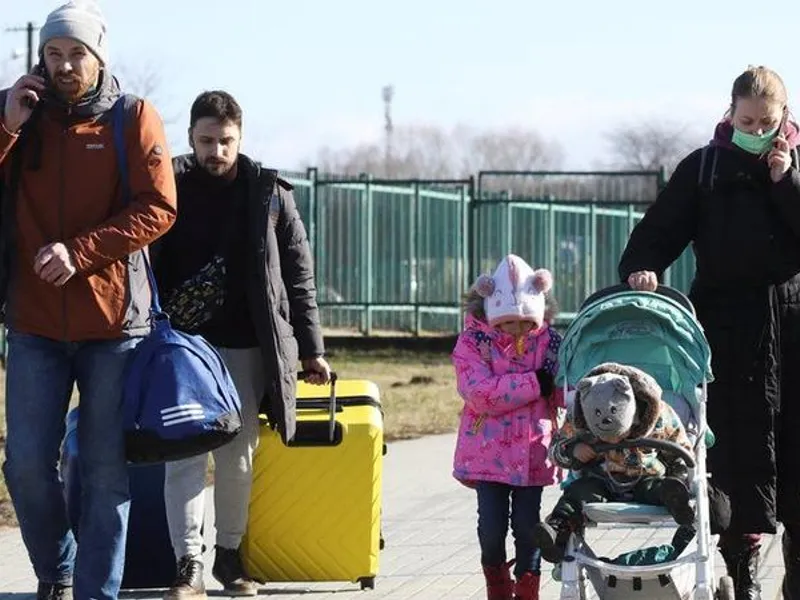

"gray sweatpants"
[164,347,265,559]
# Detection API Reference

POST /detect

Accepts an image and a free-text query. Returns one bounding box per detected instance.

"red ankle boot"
[513,571,540,600]
[482,562,514,600]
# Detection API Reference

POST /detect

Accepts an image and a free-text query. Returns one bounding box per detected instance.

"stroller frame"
[554,285,731,600]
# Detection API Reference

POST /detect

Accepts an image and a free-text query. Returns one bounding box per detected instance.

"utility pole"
[6,22,38,72]
[382,85,394,177]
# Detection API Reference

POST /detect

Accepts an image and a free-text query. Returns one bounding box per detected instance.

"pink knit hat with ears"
[472,254,553,328]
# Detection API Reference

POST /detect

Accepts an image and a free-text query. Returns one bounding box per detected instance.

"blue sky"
[3,0,800,171]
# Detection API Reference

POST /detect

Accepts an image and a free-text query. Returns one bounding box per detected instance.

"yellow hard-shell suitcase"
[242,373,384,590]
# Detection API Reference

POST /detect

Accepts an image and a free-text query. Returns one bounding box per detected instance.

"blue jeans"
[2,331,140,600]
[476,481,543,577]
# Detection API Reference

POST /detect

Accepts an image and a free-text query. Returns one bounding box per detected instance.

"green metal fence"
[266,168,698,334]
[287,170,472,335]
[472,171,695,323]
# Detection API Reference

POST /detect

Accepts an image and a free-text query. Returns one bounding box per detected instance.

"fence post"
[470,174,482,282]
[411,182,421,336]
[504,190,514,255]
[588,204,598,297]
[306,167,320,287]
[547,201,556,274]
[359,174,374,336]
[627,203,636,236]
[657,165,669,192]
[464,177,474,295]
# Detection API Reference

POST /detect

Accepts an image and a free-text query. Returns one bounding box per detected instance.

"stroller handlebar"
[580,283,695,316]
[587,438,696,469]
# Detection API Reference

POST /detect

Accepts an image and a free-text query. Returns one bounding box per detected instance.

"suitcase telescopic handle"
[298,370,339,442]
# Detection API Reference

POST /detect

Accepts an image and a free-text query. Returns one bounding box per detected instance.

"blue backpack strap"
[111,94,163,316]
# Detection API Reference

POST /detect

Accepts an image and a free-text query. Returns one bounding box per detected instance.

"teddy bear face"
[577,373,637,442]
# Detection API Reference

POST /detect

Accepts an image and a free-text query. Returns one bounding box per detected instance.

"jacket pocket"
[275,310,294,339]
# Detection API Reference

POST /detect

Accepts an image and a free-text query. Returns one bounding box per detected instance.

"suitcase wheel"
[358,577,375,590]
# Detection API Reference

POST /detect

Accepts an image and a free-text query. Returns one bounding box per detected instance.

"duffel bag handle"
[297,370,338,441]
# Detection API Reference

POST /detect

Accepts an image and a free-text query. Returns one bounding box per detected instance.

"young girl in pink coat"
[452,254,564,600]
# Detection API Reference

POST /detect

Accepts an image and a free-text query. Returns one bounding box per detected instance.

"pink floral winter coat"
[452,314,564,488]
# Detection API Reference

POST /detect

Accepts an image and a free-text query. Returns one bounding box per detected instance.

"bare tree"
[604,120,704,173]
[314,124,563,179]
[460,126,563,173]
[115,61,180,126]
[312,122,667,203]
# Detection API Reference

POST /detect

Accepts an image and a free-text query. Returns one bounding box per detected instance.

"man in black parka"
[151,90,330,600]
[620,66,800,600]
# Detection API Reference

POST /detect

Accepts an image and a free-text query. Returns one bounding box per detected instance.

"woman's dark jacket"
[618,121,800,533]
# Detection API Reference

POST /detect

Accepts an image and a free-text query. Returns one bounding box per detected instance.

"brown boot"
[482,561,514,600]
[513,571,540,600]
[163,556,207,600]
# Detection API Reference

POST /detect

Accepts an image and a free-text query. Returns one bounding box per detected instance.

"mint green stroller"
[554,285,733,600]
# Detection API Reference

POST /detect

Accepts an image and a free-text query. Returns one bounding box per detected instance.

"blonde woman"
[620,66,800,599]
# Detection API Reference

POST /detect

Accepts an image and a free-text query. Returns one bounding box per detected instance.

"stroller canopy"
[557,289,713,404]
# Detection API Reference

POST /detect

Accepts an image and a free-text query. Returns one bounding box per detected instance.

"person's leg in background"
[777,426,800,599]
[781,524,800,599]
[510,485,543,600]
[707,374,768,600]
[476,481,514,600]
[2,332,76,600]
[718,532,762,600]
[777,336,800,600]
[210,347,265,596]
[72,337,140,600]
[163,452,210,600]
[709,466,763,600]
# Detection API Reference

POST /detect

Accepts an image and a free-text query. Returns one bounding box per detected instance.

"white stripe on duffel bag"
[161,403,205,415]
[162,413,207,427]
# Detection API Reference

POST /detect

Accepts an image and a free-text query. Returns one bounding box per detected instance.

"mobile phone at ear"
[23,62,49,109]
[775,108,789,141]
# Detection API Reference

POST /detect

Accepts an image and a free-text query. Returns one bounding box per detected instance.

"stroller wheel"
[716,575,735,600]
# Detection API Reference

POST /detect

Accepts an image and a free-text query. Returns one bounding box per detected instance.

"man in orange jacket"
[0,2,177,599]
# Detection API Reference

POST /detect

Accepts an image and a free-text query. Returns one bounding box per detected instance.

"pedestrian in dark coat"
[151,91,330,599]
[619,65,800,600]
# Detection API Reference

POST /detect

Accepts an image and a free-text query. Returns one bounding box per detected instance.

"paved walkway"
[0,434,786,599]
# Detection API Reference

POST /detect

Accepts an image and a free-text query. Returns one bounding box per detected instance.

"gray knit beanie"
[38,1,108,66]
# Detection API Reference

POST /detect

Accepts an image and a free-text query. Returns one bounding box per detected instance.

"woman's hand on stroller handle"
[627,270,658,292]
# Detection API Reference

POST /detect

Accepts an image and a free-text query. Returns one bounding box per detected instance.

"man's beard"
[53,69,98,103]
[202,157,235,177]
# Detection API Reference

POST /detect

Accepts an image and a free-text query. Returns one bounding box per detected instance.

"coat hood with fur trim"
[574,362,663,440]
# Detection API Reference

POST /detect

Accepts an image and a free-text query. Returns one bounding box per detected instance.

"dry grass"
[0,348,461,527]
[330,348,461,441]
